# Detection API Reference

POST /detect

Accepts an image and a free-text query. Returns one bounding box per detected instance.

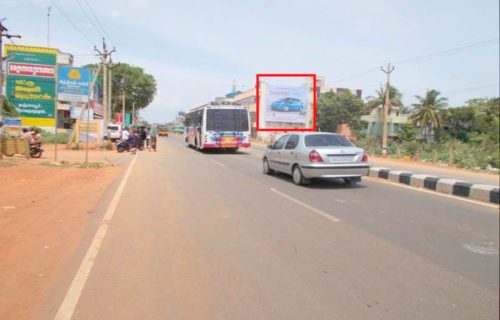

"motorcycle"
[30,144,44,158]
[115,139,130,153]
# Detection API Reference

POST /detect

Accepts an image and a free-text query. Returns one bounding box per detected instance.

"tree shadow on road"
[269,173,368,190]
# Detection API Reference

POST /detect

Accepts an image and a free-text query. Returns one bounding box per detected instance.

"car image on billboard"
[270,97,305,112]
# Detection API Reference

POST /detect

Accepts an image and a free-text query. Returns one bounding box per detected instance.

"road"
[46,136,498,320]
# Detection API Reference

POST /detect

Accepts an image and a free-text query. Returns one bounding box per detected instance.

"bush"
[41,131,70,144]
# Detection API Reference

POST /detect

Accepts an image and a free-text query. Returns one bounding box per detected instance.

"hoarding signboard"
[4,44,58,125]
[265,84,308,124]
[58,66,90,102]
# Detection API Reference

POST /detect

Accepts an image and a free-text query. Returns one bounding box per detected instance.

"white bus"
[184,102,251,151]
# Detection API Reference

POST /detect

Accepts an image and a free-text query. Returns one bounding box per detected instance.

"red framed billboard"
[256,73,317,132]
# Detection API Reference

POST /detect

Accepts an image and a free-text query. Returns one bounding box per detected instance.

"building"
[361,107,411,138]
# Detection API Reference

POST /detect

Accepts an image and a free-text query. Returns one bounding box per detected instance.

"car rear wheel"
[263,158,274,175]
[292,165,308,186]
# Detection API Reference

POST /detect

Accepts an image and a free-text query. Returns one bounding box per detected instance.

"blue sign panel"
[57,67,90,102]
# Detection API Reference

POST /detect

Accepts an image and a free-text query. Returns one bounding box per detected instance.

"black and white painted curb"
[369,168,500,205]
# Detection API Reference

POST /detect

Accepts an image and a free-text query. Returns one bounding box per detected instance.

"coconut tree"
[410,89,448,141]
[365,85,404,113]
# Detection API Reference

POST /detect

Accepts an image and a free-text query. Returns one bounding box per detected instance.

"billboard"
[265,84,308,124]
[57,66,90,102]
[4,44,58,127]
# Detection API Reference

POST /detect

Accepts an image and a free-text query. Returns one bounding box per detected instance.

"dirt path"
[0,158,120,320]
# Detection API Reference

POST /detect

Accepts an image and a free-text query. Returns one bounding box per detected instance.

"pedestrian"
[139,126,147,150]
[20,128,32,140]
[121,127,130,141]
[149,125,158,152]
[129,130,139,154]
[145,127,151,150]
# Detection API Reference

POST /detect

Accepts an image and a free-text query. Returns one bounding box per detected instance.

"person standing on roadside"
[149,125,158,152]
[139,126,147,150]
[121,127,130,142]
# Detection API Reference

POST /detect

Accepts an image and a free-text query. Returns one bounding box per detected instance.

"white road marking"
[54,155,138,320]
[270,188,340,223]
[463,244,499,255]
[366,177,499,209]
[210,159,225,167]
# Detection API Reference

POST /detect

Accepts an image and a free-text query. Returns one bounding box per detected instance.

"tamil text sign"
[4,44,58,127]
[58,66,90,102]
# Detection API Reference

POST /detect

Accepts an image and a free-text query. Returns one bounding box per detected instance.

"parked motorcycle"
[116,139,130,153]
[30,144,43,158]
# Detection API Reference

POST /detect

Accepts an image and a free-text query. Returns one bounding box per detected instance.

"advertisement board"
[265,84,308,124]
[57,66,90,102]
[4,44,58,127]
[75,119,100,143]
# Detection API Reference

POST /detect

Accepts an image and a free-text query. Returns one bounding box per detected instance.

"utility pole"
[94,38,115,135]
[132,101,135,124]
[121,90,125,128]
[47,7,51,47]
[0,19,21,121]
[380,63,395,157]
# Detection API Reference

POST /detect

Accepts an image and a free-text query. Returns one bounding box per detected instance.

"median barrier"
[369,167,499,205]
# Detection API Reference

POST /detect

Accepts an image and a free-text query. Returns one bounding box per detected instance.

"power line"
[75,0,104,38]
[83,0,113,45]
[330,38,499,84]
[394,38,499,64]
[50,0,94,45]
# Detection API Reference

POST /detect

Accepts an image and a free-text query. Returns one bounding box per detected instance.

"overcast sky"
[3,0,499,123]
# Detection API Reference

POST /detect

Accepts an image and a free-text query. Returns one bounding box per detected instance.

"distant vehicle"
[107,124,122,142]
[270,97,304,112]
[262,132,370,186]
[158,126,169,137]
[184,102,251,151]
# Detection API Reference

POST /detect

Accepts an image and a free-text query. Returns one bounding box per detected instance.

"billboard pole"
[54,67,58,162]
[66,64,102,149]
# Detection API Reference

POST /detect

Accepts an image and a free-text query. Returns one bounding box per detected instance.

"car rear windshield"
[304,134,353,147]
[108,126,120,130]
[206,109,249,131]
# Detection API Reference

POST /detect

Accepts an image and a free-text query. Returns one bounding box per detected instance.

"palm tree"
[1,99,19,117]
[365,85,404,113]
[410,89,448,141]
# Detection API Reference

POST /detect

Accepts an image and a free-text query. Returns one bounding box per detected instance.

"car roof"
[280,132,342,137]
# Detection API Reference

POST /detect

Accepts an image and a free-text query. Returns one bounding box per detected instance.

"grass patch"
[0,160,17,167]
[39,160,108,169]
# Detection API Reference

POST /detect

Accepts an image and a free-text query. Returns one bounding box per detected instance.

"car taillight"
[361,153,368,162]
[309,149,323,162]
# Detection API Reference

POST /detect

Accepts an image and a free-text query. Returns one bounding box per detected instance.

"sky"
[2,0,499,123]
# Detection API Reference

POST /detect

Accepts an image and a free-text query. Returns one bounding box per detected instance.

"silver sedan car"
[262,132,370,185]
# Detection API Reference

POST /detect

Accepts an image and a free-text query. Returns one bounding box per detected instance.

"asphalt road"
[49,136,499,320]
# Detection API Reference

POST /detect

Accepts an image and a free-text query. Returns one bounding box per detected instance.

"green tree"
[1,98,19,117]
[317,90,365,133]
[85,63,157,115]
[410,89,448,140]
[365,85,404,113]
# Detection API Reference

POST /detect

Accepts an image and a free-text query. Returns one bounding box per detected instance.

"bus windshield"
[206,109,249,131]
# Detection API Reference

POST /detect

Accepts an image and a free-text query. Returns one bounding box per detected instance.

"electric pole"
[121,89,125,129]
[0,19,21,121]
[380,63,395,157]
[94,38,115,136]
[47,7,51,47]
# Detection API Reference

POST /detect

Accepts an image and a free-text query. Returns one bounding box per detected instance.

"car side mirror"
[267,144,273,149]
